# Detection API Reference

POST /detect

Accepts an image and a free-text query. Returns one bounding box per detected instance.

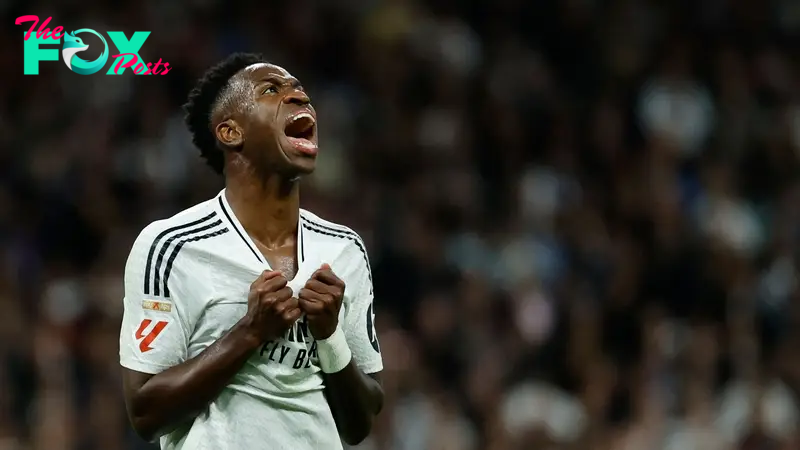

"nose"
[283,89,310,106]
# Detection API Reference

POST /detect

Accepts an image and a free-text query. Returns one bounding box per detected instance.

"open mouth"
[283,112,317,155]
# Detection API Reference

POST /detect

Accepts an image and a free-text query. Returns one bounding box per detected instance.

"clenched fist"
[244,270,302,342]
[298,264,345,339]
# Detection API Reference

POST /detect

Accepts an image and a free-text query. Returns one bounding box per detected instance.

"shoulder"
[131,198,224,256]
[300,210,372,289]
[126,197,228,299]
[126,196,228,290]
[299,209,368,257]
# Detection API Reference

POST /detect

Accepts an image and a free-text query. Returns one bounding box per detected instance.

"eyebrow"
[257,76,302,88]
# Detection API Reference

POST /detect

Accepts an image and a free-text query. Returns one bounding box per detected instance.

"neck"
[224,171,300,248]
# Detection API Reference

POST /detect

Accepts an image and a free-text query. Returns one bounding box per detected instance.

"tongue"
[287,137,318,154]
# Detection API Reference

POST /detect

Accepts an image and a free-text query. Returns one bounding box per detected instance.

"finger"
[313,269,345,288]
[250,275,276,300]
[250,270,281,288]
[261,275,288,294]
[308,267,325,281]
[298,297,326,314]
[258,286,290,310]
[283,307,303,323]
[252,274,285,295]
[278,296,299,309]
[320,263,331,270]
[275,286,294,301]
[298,287,327,302]
[269,290,294,311]
[304,279,341,297]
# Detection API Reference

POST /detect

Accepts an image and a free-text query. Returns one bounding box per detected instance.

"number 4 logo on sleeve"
[135,319,168,353]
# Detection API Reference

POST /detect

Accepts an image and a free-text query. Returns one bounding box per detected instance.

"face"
[219,63,318,177]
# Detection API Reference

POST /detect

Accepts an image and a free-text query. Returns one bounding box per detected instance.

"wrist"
[316,326,351,374]
[232,318,265,350]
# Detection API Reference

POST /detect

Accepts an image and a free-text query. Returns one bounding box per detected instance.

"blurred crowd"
[2,0,800,449]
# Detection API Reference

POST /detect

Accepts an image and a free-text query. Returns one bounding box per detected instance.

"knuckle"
[264,283,281,295]
[267,279,286,291]
[279,286,293,297]
[251,271,270,285]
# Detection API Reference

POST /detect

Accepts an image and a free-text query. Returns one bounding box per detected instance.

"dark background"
[2,0,800,448]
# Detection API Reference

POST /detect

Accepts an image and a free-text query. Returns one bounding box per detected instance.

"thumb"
[320,263,331,270]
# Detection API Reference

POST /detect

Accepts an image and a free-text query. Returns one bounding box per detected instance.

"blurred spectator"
[2,0,800,449]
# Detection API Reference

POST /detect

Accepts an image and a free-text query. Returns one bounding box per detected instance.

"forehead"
[242,63,294,81]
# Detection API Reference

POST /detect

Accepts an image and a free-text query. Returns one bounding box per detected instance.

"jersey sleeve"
[341,240,383,374]
[119,225,202,375]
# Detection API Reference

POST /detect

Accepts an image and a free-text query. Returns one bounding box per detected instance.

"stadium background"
[3,0,800,448]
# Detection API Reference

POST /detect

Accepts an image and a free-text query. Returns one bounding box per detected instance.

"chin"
[291,157,317,176]
[273,155,316,178]
[277,141,317,177]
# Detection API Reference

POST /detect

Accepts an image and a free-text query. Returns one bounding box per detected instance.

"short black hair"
[183,52,265,174]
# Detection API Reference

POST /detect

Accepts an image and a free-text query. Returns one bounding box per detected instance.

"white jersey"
[119,189,383,450]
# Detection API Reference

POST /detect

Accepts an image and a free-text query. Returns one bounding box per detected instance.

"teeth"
[288,112,314,124]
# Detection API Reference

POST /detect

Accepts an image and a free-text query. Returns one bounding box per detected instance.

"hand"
[298,264,345,339]
[244,270,301,342]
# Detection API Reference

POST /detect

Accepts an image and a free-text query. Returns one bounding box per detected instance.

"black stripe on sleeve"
[300,217,372,276]
[218,197,263,264]
[144,212,217,295]
[300,219,373,291]
[152,219,223,296]
[163,227,229,298]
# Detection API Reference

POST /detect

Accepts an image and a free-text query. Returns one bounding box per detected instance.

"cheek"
[257,112,280,136]
[249,103,280,136]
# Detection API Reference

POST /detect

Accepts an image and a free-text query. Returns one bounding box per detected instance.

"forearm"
[325,364,383,445]
[126,320,261,440]
[318,329,383,445]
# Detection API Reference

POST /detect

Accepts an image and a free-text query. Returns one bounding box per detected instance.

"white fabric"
[119,190,382,450]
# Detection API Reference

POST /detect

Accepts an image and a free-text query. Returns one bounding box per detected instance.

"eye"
[262,85,278,95]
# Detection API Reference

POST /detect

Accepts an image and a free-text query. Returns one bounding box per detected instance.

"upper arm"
[341,239,383,375]
[122,368,154,408]
[367,372,381,385]
[119,226,201,376]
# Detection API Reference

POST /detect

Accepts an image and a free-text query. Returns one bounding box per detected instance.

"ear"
[215,119,244,150]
